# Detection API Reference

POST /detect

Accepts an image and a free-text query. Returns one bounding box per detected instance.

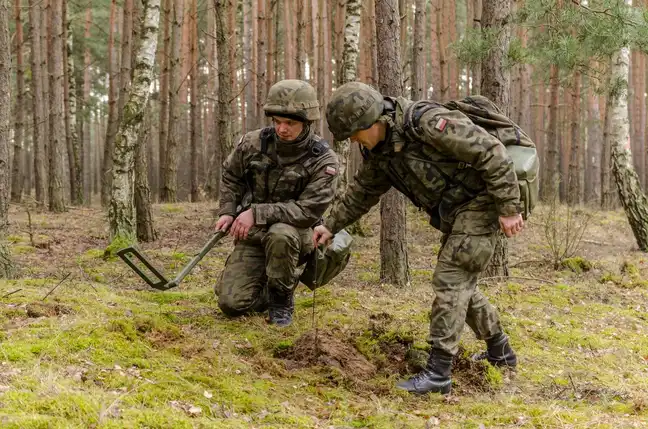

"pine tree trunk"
[63,0,81,205]
[543,65,560,200]
[631,50,644,184]
[189,0,202,202]
[295,0,306,80]
[438,0,448,100]
[429,0,441,98]
[244,0,256,128]
[157,0,170,200]
[102,0,120,207]
[82,6,92,205]
[471,0,482,95]
[48,0,66,212]
[585,75,602,204]
[601,75,614,209]
[29,0,46,204]
[41,0,50,199]
[207,0,233,199]
[447,0,458,99]
[412,0,425,101]
[375,0,410,287]
[334,0,347,86]
[11,0,24,203]
[265,0,274,93]
[162,0,183,202]
[0,0,13,277]
[109,0,160,243]
[567,72,582,205]
[135,101,157,242]
[256,0,266,127]
[481,0,512,279]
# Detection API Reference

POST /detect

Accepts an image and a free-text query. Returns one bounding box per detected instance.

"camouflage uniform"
[215,80,339,323]
[325,81,520,393]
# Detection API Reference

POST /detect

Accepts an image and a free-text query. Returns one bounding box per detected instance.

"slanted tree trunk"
[48,0,66,212]
[109,0,160,243]
[63,0,81,205]
[102,0,120,207]
[161,0,183,202]
[608,0,648,250]
[28,0,46,204]
[206,0,233,200]
[481,0,511,278]
[11,0,24,203]
[375,0,410,287]
[0,0,13,277]
[135,101,157,242]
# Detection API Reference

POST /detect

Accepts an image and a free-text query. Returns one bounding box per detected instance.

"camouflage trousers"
[427,232,503,356]
[215,223,314,317]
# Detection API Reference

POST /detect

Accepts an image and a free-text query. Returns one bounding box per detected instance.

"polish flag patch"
[325,166,337,176]
[434,118,448,132]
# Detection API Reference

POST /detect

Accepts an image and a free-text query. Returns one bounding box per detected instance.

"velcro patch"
[325,166,337,176]
[434,118,448,132]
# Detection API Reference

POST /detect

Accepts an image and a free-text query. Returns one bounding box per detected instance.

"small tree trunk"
[29,0,46,204]
[82,6,92,205]
[585,74,602,204]
[11,0,24,203]
[429,0,441,98]
[412,0,425,101]
[0,0,13,277]
[608,0,648,250]
[158,0,170,200]
[543,65,560,200]
[135,102,157,242]
[63,0,81,205]
[567,71,582,205]
[48,0,66,213]
[376,0,410,287]
[109,0,160,243]
[189,0,202,202]
[471,0,482,94]
[481,0,512,279]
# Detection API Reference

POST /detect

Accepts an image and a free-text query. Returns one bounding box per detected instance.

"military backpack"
[402,95,539,220]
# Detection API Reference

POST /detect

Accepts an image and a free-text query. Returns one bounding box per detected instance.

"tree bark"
[480,0,512,279]
[375,0,410,287]
[102,0,121,207]
[48,0,66,212]
[543,65,560,200]
[585,75,602,204]
[63,0,81,205]
[189,0,202,202]
[11,0,24,203]
[411,0,425,101]
[82,6,92,205]
[567,72,582,205]
[29,0,46,204]
[109,0,160,242]
[135,101,157,242]
[0,0,13,277]
[429,0,441,98]
[157,0,170,200]
[256,0,266,127]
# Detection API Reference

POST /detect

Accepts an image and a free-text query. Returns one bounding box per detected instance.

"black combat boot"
[267,289,295,327]
[472,333,517,367]
[396,349,453,395]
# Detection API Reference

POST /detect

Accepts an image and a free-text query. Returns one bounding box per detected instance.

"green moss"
[600,272,623,285]
[104,234,136,260]
[160,205,184,213]
[358,271,378,282]
[561,257,592,274]
[12,245,34,254]
[621,261,640,276]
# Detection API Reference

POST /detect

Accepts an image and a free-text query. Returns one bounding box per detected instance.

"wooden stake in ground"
[108,0,161,243]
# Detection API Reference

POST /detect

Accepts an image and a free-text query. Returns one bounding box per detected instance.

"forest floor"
[0,199,647,428]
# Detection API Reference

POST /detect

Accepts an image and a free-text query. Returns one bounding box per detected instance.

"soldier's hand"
[313,225,333,247]
[230,209,254,241]
[499,213,524,238]
[215,215,234,232]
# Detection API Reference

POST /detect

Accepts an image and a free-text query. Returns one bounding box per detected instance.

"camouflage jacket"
[324,97,521,235]
[218,127,340,229]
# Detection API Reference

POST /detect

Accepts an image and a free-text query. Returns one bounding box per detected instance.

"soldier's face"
[272,116,304,141]
[350,123,384,150]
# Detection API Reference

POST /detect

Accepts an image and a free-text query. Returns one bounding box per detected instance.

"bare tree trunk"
[429,0,441,98]
[543,65,560,200]
[411,0,425,101]
[48,0,66,212]
[162,0,183,202]
[81,6,92,205]
[189,0,202,202]
[256,0,266,127]
[265,0,275,92]
[206,0,233,200]
[438,0,448,100]
[295,0,306,79]
[63,0,81,205]
[244,0,257,129]
[375,0,410,287]
[11,0,24,203]
[317,0,331,138]
[481,0,512,279]
[0,0,13,277]
[447,0,458,98]
[41,0,50,200]
[601,78,614,209]
[102,0,120,207]
[631,50,644,184]
[109,0,160,243]
[157,0,170,200]
[471,0,482,95]
[608,0,648,250]
[136,101,157,242]
[29,0,46,204]
[567,72,582,205]
[585,75,602,204]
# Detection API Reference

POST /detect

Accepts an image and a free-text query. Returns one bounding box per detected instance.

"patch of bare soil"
[450,346,499,395]
[277,330,377,383]
[26,302,73,318]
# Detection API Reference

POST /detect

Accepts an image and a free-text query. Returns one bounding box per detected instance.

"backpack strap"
[259,126,274,154]
[402,100,444,142]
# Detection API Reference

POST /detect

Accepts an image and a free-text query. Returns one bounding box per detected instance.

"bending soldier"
[314,81,522,394]
[214,79,339,327]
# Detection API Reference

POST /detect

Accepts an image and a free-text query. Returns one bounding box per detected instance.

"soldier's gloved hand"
[230,209,254,241]
[313,225,333,247]
[499,214,524,238]
[215,215,234,232]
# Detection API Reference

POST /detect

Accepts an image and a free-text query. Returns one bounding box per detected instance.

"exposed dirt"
[25,302,73,318]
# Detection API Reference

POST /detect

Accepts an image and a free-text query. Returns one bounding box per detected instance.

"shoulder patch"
[325,166,337,176]
[434,117,448,132]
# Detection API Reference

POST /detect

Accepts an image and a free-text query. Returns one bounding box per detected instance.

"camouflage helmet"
[326,81,384,141]
[263,79,320,121]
